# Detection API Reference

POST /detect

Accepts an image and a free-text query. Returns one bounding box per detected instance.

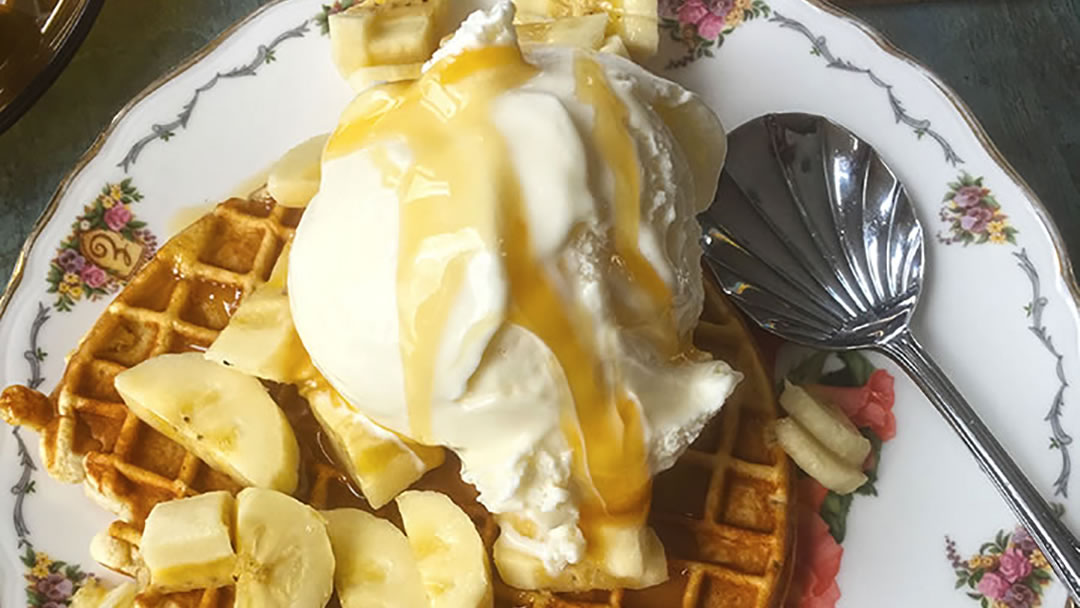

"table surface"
[0,0,1078,289]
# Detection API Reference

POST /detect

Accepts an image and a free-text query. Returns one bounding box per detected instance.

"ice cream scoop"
[289,1,738,586]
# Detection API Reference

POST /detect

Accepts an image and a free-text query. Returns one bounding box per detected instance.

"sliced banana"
[69,582,107,608]
[515,14,609,49]
[264,239,291,293]
[204,240,316,384]
[234,488,335,608]
[329,0,446,88]
[302,381,444,508]
[140,491,237,592]
[779,380,870,468]
[598,34,630,58]
[98,583,136,608]
[774,417,867,494]
[204,286,314,385]
[70,580,136,608]
[610,14,658,58]
[397,490,493,608]
[267,135,328,208]
[207,238,443,509]
[511,0,658,57]
[347,63,424,92]
[592,523,667,585]
[513,11,553,24]
[323,508,429,608]
[494,522,667,591]
[114,353,300,493]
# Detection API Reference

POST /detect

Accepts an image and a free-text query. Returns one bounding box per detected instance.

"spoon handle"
[879,330,1080,601]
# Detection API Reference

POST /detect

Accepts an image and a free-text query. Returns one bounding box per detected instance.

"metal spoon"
[698,112,1080,601]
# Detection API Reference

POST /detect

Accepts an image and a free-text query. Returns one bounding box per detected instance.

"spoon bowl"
[699,112,1080,602]
[700,113,922,350]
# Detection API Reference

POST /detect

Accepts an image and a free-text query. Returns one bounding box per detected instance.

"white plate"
[1,1,1077,606]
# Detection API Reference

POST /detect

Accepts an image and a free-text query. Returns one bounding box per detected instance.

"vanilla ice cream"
[289,1,740,586]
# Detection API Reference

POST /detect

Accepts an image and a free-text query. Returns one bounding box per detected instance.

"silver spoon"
[699,112,1080,601]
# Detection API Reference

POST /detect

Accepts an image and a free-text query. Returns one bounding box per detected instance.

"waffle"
[0,196,300,522]
[1,196,794,608]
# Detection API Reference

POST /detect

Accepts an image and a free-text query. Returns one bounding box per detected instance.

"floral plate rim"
[0,2,1078,607]
[0,0,288,322]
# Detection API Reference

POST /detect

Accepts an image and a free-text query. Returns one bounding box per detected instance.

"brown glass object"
[0,0,102,133]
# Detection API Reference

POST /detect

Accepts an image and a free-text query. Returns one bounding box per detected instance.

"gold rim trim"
[0,0,290,322]
[805,0,1080,313]
[3,0,1078,327]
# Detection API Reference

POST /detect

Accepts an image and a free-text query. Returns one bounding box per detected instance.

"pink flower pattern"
[786,480,842,608]
[938,172,1018,245]
[807,369,896,441]
[998,547,1034,583]
[79,264,108,289]
[659,0,770,69]
[104,204,133,231]
[960,206,993,233]
[953,185,987,208]
[677,0,734,40]
[947,526,1054,608]
[46,179,155,312]
[978,571,1012,600]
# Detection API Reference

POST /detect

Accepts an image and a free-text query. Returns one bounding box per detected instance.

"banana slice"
[511,0,657,57]
[513,11,553,24]
[347,63,424,92]
[779,381,870,468]
[329,0,446,88]
[301,380,444,508]
[494,522,667,591]
[324,508,429,608]
[114,353,300,493]
[140,491,237,592]
[267,135,328,208]
[598,34,630,58]
[774,418,867,494]
[515,14,608,49]
[204,287,314,385]
[234,488,335,608]
[70,580,136,608]
[208,238,443,509]
[397,490,493,608]
[204,240,315,384]
[264,239,291,293]
[99,584,136,608]
[610,14,658,58]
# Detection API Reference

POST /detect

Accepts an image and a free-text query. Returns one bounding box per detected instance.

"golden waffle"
[0,196,301,522]
[2,197,793,608]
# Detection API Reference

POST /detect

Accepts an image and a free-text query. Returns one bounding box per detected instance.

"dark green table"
[1,0,1078,286]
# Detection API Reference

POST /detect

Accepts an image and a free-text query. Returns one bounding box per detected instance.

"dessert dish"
[0,1,804,606]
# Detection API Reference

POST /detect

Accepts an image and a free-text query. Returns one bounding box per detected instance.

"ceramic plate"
[2,1,1078,606]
